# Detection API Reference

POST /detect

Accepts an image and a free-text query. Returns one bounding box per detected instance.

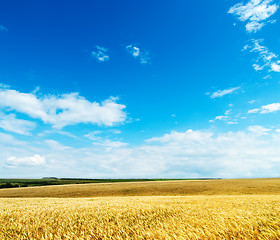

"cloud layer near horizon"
[2,128,280,178]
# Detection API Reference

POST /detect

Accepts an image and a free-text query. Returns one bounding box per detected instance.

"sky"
[1,0,280,178]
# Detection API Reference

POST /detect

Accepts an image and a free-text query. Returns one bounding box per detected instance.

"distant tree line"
[0,182,22,189]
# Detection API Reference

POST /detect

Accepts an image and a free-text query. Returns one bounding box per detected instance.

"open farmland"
[1,195,280,239]
[0,178,199,189]
[1,178,280,239]
[0,178,280,198]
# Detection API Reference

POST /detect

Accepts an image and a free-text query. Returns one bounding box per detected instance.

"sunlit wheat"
[1,195,280,239]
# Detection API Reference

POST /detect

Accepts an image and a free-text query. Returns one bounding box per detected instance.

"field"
[0,178,199,189]
[1,178,280,239]
[0,178,279,198]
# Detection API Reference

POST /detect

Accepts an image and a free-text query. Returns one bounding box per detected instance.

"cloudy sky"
[1,0,280,178]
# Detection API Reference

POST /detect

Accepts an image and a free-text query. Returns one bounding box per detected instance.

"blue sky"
[1,0,280,178]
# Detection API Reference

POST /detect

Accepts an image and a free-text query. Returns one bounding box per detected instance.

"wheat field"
[1,195,280,239]
[1,178,280,198]
[1,179,280,239]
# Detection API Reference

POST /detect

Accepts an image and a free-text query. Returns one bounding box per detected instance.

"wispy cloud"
[45,139,71,151]
[126,45,151,64]
[91,46,110,62]
[247,125,271,135]
[6,154,45,166]
[249,100,257,104]
[244,39,280,72]
[85,131,127,151]
[0,25,8,32]
[248,102,280,113]
[0,113,36,135]
[209,109,239,125]
[0,85,127,129]
[215,110,231,121]
[228,0,278,32]
[209,86,241,98]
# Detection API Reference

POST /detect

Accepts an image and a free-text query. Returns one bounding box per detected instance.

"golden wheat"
[1,179,280,239]
[1,178,280,198]
[1,195,280,239]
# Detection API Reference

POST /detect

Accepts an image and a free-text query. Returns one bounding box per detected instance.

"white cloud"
[0,113,36,135]
[2,128,280,178]
[0,86,127,129]
[249,100,257,104]
[251,39,276,61]
[144,128,280,177]
[246,21,265,32]
[0,25,8,32]
[129,46,140,57]
[253,63,265,71]
[271,61,280,72]
[93,140,128,150]
[146,129,213,144]
[263,75,272,79]
[215,110,231,121]
[210,109,238,125]
[248,102,280,113]
[228,121,238,125]
[126,45,151,64]
[228,0,278,32]
[209,87,241,98]
[0,132,27,147]
[245,39,280,72]
[260,103,280,113]
[85,131,127,151]
[84,131,104,141]
[0,133,19,144]
[248,108,260,113]
[6,154,45,166]
[45,139,71,150]
[91,46,110,62]
[215,115,228,120]
[248,125,271,135]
